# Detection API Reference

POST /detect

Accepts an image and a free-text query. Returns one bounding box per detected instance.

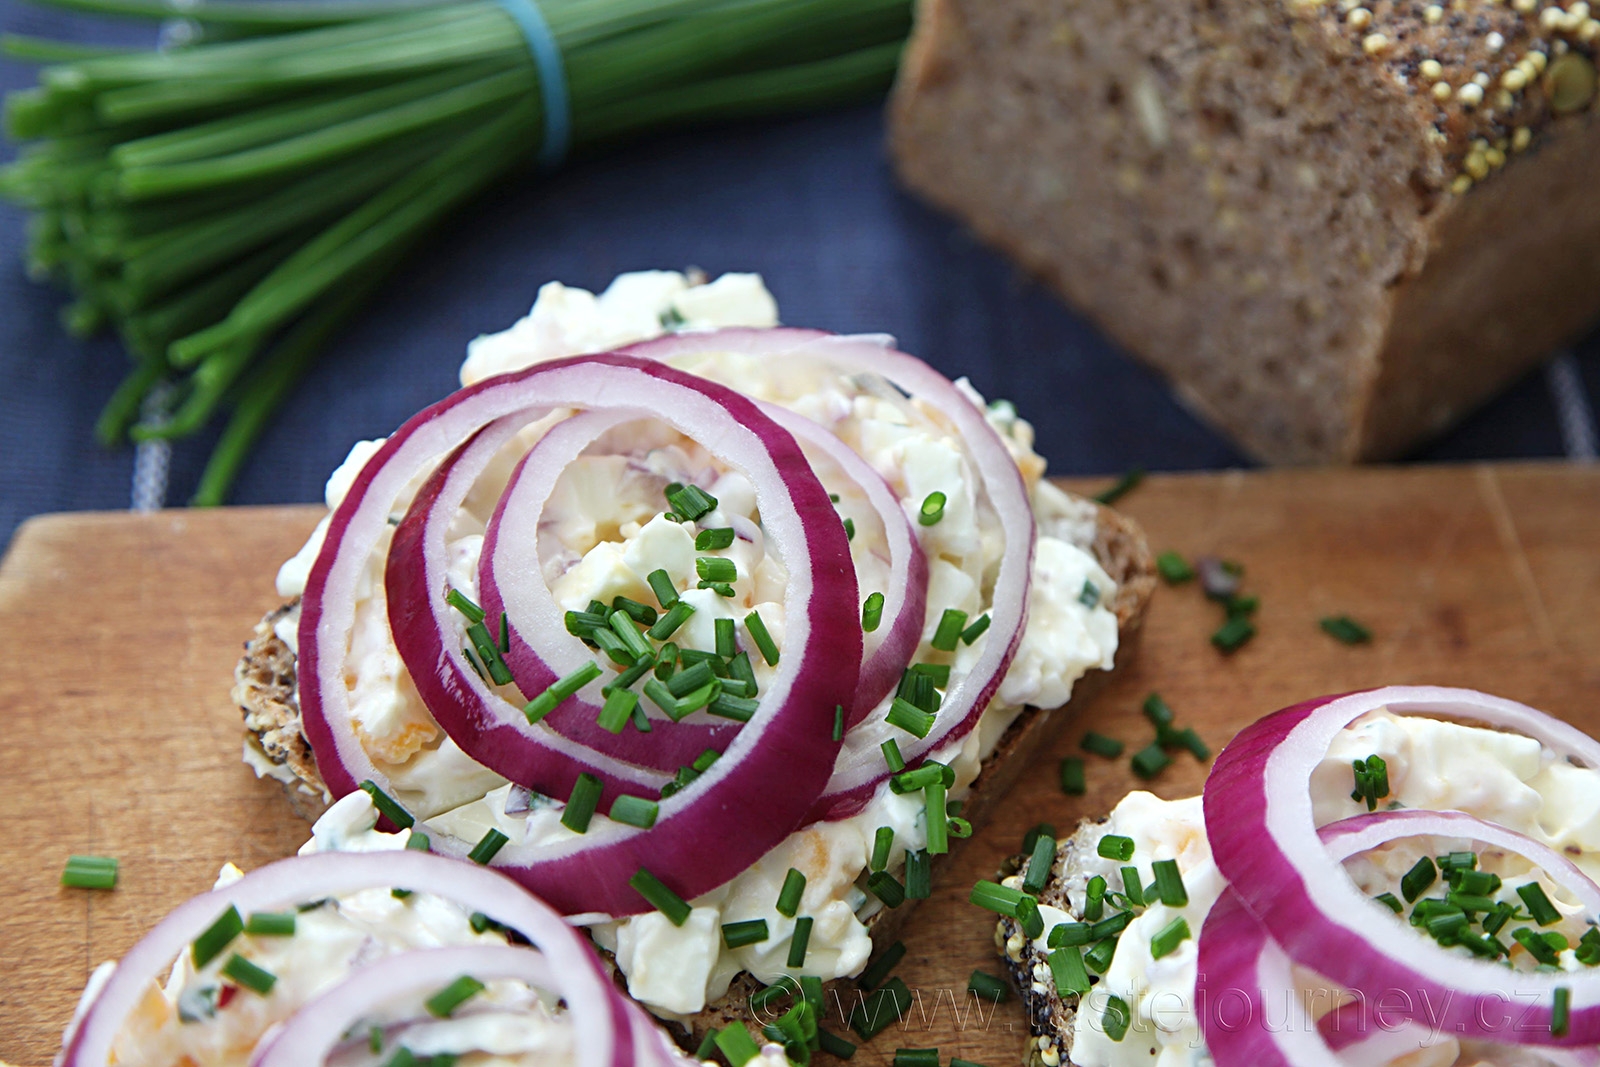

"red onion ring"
[308,353,858,915]
[612,329,1035,820]
[1203,807,1600,1066]
[1205,686,1600,1046]
[59,851,627,1067]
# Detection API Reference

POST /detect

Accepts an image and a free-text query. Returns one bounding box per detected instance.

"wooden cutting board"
[3,462,1598,1066]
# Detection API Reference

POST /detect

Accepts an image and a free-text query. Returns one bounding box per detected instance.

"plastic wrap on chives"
[0,0,911,503]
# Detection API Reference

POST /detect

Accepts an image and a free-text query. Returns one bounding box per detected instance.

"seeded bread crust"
[231,491,1155,1050]
[998,817,1105,1067]
[890,0,1600,463]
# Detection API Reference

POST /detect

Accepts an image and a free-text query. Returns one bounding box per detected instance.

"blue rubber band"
[494,0,571,169]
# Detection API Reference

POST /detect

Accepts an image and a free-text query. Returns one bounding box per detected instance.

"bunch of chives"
[1,0,911,503]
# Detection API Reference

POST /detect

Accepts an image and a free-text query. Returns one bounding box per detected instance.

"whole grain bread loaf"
[890,0,1600,462]
[231,486,1156,1049]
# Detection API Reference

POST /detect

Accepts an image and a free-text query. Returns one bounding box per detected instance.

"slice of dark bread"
[231,488,1156,1048]
[890,0,1600,463]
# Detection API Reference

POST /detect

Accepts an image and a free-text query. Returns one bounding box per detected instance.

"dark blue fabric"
[2,2,1595,550]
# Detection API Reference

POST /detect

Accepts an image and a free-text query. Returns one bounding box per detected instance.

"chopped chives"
[1078,579,1100,608]
[370,1025,383,1054]
[1121,866,1145,907]
[727,650,756,690]
[1554,986,1572,1037]
[1227,594,1259,617]
[674,681,721,719]
[968,970,1010,1003]
[1085,876,1107,921]
[849,977,912,1039]
[561,773,602,834]
[699,580,736,597]
[696,527,735,550]
[607,610,653,661]
[360,780,415,830]
[886,698,936,738]
[60,855,118,890]
[947,816,973,839]
[611,596,658,627]
[425,975,485,1018]
[192,906,244,968]
[893,1049,939,1067]
[498,611,510,653]
[680,647,728,673]
[667,660,715,698]
[1049,922,1093,948]
[590,628,633,667]
[1098,835,1136,861]
[1131,743,1172,779]
[867,870,906,908]
[220,953,276,995]
[960,613,990,644]
[1156,551,1194,583]
[882,738,906,773]
[1081,731,1124,758]
[445,588,486,624]
[787,916,814,968]
[1048,946,1090,995]
[1211,616,1256,653]
[597,687,640,735]
[890,763,947,794]
[817,1029,857,1058]
[925,781,949,855]
[1103,994,1131,1041]
[800,975,824,1011]
[748,983,790,1014]
[462,644,487,680]
[1321,615,1373,644]
[696,556,737,584]
[905,848,932,898]
[524,661,603,724]
[1513,926,1560,965]
[1174,727,1211,761]
[744,610,780,666]
[710,693,758,722]
[666,484,717,521]
[862,591,885,632]
[930,608,968,652]
[918,491,947,526]
[1089,910,1135,941]
[642,678,678,717]
[609,795,659,829]
[858,940,907,991]
[1152,859,1188,907]
[1094,467,1145,505]
[244,912,295,937]
[467,828,508,865]
[1022,834,1056,895]
[631,704,652,737]
[1143,692,1175,727]
[714,1021,762,1066]
[1150,917,1192,959]
[844,517,856,541]
[565,608,607,638]
[647,601,695,641]
[1518,882,1562,926]
[968,880,1025,917]
[1401,856,1437,902]
[646,568,679,609]
[871,826,894,872]
[1060,757,1086,795]
[603,653,655,696]
[1084,938,1118,974]
[777,868,807,918]
[910,661,952,687]
[722,919,770,949]
[1017,896,1046,940]
[693,749,720,773]
[465,621,512,685]
[630,868,691,926]
[715,617,737,659]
